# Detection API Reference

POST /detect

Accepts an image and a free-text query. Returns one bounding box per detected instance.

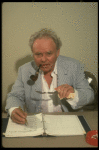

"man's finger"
[65,87,74,98]
[55,84,75,99]
[54,84,69,91]
[11,108,27,124]
[12,116,26,124]
[15,108,27,119]
[12,112,26,122]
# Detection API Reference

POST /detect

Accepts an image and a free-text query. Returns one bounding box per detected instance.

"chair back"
[83,71,98,110]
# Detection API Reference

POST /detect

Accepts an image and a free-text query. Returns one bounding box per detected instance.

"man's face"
[32,37,60,74]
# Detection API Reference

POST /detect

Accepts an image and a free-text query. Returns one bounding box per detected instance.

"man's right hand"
[11,108,27,124]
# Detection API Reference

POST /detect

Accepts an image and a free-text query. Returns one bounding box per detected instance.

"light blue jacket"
[5,55,94,113]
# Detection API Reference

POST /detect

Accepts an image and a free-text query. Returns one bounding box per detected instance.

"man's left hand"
[55,84,74,99]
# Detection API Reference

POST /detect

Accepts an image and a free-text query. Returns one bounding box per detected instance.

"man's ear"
[57,49,60,57]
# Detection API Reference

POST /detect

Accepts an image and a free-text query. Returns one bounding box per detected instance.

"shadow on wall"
[3,55,33,112]
[15,55,33,72]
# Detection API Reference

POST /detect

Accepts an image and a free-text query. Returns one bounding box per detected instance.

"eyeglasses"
[35,90,58,94]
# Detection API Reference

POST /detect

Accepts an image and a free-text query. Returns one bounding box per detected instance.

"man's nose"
[41,55,47,62]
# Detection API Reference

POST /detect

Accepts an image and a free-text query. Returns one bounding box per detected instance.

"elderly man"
[5,28,94,125]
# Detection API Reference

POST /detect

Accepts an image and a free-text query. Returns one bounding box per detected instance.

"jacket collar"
[29,60,38,75]
[57,56,68,86]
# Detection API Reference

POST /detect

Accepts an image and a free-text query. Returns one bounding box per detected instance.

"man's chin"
[40,64,55,74]
[41,68,51,73]
[40,67,53,74]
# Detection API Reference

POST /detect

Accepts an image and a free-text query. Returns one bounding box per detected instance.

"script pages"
[4,114,86,137]
[43,114,86,136]
[4,113,44,137]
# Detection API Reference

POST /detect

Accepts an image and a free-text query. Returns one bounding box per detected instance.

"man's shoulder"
[57,55,84,73]
[20,61,33,68]
[18,60,35,72]
[58,55,80,65]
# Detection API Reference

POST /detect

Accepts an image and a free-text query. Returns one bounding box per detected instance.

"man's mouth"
[41,64,50,68]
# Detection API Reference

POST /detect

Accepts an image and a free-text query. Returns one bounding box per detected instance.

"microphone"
[30,64,42,81]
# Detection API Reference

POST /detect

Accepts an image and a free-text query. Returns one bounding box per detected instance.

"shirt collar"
[51,60,57,76]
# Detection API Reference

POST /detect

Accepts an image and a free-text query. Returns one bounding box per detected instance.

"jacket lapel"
[29,61,42,100]
[57,56,69,87]
[34,73,42,94]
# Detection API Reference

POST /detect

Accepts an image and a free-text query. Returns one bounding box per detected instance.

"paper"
[4,113,86,137]
[44,115,86,136]
[4,113,43,137]
[26,113,42,129]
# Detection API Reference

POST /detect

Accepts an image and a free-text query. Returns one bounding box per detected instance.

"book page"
[4,113,43,137]
[44,115,86,136]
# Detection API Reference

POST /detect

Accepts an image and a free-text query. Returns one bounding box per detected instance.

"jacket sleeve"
[67,61,94,110]
[5,67,25,114]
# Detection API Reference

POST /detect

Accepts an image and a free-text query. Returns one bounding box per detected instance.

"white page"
[44,115,86,136]
[4,113,43,137]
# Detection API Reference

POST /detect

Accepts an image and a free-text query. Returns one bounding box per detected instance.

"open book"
[4,113,86,137]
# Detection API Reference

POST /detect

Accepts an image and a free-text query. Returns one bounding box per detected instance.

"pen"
[19,106,28,126]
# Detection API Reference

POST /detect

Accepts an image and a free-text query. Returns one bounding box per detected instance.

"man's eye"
[47,52,52,55]
[36,53,41,56]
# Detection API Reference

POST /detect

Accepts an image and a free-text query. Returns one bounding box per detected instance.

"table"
[2,111,98,148]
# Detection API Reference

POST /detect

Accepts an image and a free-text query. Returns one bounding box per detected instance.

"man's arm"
[5,67,26,115]
[55,61,94,110]
[71,61,94,109]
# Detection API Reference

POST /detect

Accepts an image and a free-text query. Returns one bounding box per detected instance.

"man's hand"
[55,84,75,99]
[11,108,27,124]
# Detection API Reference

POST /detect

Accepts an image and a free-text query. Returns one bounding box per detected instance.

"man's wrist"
[8,107,19,117]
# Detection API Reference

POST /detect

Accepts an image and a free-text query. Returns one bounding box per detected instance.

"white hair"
[29,28,62,51]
